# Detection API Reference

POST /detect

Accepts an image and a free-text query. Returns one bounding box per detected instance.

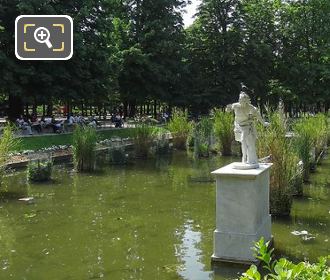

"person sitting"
[64,113,75,132]
[40,115,53,133]
[30,113,42,133]
[51,116,63,133]
[88,116,100,128]
[114,113,123,128]
[16,115,33,135]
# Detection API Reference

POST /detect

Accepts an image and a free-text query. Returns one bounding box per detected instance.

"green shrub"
[72,126,97,172]
[130,124,156,158]
[0,125,19,185]
[167,110,193,149]
[214,109,234,156]
[27,160,52,182]
[240,238,330,280]
[257,110,300,215]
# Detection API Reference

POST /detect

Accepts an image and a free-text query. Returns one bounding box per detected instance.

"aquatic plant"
[0,125,19,185]
[257,110,300,215]
[72,126,97,172]
[167,110,193,149]
[193,117,214,158]
[293,114,328,181]
[27,160,52,182]
[130,124,156,158]
[214,109,234,156]
[240,238,330,280]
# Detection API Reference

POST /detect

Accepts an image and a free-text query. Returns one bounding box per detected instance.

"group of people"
[15,113,101,135]
[16,114,66,135]
[66,114,101,129]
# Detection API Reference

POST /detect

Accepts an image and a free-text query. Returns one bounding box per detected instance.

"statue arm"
[226,103,237,112]
[252,106,266,125]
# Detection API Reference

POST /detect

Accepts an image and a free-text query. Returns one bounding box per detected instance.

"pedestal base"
[212,215,271,263]
[211,163,272,264]
[232,162,259,170]
[211,237,274,265]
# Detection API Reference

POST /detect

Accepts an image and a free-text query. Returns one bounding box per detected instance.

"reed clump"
[0,125,19,185]
[72,126,97,172]
[214,109,234,156]
[130,124,156,158]
[293,114,328,181]
[167,110,193,149]
[193,117,214,158]
[257,110,300,215]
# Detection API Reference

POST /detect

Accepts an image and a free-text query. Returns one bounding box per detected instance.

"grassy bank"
[15,128,136,151]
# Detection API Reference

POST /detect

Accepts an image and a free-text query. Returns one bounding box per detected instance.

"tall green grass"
[193,117,214,158]
[167,110,193,149]
[0,126,19,185]
[293,114,328,181]
[72,126,97,172]
[257,110,300,215]
[214,109,234,156]
[130,124,156,158]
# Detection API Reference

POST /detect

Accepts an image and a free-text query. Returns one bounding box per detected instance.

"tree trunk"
[46,103,53,116]
[8,94,24,121]
[129,100,136,118]
[153,100,157,119]
[25,104,29,116]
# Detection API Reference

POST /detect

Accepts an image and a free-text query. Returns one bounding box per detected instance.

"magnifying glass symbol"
[34,27,53,49]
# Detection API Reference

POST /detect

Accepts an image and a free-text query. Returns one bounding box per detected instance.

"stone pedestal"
[211,162,272,264]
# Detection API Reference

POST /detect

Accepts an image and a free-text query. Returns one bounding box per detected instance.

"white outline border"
[15,15,73,61]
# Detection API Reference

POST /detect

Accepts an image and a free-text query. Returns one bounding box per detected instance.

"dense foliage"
[1,0,329,117]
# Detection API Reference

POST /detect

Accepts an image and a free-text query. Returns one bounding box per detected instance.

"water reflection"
[0,152,328,279]
[178,221,213,280]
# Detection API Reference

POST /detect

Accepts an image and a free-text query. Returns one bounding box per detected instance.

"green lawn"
[16,128,136,151]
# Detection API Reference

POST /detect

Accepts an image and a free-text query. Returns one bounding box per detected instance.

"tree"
[0,0,116,120]
[116,0,187,116]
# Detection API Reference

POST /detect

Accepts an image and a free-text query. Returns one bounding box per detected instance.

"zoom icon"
[15,15,73,60]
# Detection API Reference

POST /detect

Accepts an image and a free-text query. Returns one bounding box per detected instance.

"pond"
[0,151,329,280]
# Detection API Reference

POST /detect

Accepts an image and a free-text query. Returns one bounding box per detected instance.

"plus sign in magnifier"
[34,27,53,48]
[15,15,73,60]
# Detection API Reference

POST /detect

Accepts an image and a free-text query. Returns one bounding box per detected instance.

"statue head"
[239,92,251,106]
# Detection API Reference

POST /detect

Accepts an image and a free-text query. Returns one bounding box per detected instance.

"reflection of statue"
[226,85,266,169]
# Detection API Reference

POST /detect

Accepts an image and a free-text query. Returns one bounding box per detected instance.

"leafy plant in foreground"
[240,238,330,280]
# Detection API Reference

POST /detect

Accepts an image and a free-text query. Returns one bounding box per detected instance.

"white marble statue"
[226,86,266,169]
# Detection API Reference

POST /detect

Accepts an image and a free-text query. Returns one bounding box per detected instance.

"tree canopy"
[0,0,329,118]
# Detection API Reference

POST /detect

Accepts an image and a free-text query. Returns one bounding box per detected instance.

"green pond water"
[0,151,329,280]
